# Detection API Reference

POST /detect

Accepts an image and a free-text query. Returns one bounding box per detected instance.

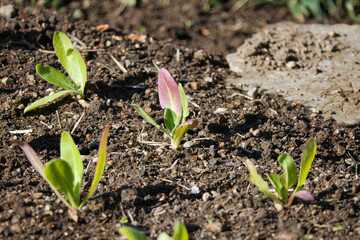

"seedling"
[246,137,316,206]
[119,221,189,240]
[133,68,199,149]
[24,31,87,113]
[11,125,110,221]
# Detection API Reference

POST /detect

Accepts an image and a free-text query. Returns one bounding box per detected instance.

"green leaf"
[36,64,75,90]
[118,226,148,240]
[53,32,86,96]
[11,140,71,208]
[294,138,316,193]
[53,31,73,72]
[80,125,110,208]
[24,89,78,113]
[132,104,172,139]
[178,83,189,123]
[267,173,284,201]
[45,159,78,207]
[172,119,199,149]
[245,160,282,204]
[164,108,178,134]
[60,132,83,205]
[65,49,87,95]
[278,154,297,189]
[157,233,172,240]
[172,222,189,240]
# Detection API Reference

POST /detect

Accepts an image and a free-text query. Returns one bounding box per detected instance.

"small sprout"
[119,221,189,240]
[24,31,87,113]
[11,125,110,221]
[133,68,199,149]
[246,138,317,206]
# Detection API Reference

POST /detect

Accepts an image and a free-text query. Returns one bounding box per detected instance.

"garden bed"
[1,1,359,239]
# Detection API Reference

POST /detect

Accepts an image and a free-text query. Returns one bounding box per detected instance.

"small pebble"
[194,49,206,61]
[207,222,222,233]
[209,159,218,166]
[190,185,200,194]
[214,108,227,114]
[202,192,211,202]
[204,77,213,82]
[183,141,194,148]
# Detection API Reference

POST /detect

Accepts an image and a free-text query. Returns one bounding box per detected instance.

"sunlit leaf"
[158,68,182,121]
[36,64,75,90]
[45,159,78,207]
[118,226,148,240]
[178,83,189,123]
[65,49,87,95]
[172,222,189,240]
[267,173,284,201]
[246,160,282,204]
[172,119,199,149]
[80,125,110,208]
[278,154,297,189]
[292,190,314,201]
[24,89,78,113]
[164,108,178,134]
[60,131,83,204]
[11,140,72,208]
[132,104,171,138]
[294,138,316,193]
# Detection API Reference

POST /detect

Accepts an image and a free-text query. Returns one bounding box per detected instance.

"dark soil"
[1,0,360,239]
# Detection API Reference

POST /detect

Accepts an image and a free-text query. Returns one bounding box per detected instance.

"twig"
[159,178,190,191]
[152,60,161,72]
[108,53,128,73]
[9,129,32,134]
[56,110,62,130]
[71,112,85,134]
[40,121,52,129]
[165,159,178,171]
[137,133,170,147]
[66,34,87,48]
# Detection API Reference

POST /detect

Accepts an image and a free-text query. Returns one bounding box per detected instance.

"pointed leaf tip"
[292,190,314,201]
[158,68,182,119]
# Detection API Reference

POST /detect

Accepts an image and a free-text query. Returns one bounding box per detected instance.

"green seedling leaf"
[172,222,189,240]
[157,233,172,240]
[246,159,282,204]
[36,64,75,90]
[80,125,110,208]
[158,68,182,121]
[11,140,72,208]
[45,159,78,207]
[267,173,284,201]
[118,226,148,240]
[178,83,189,123]
[164,108,179,134]
[65,49,87,94]
[294,137,316,193]
[53,31,74,76]
[278,154,297,189]
[60,131,83,204]
[24,89,78,113]
[132,104,171,138]
[172,119,199,149]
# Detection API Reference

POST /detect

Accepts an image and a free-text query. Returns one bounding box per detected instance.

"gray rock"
[226,22,360,125]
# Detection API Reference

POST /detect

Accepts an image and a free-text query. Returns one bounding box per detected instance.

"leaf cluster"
[246,137,317,206]
[133,68,199,149]
[12,125,110,221]
[119,222,189,240]
[25,31,87,113]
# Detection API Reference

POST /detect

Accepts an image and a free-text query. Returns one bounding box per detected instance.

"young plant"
[246,137,316,207]
[24,31,87,113]
[119,221,189,240]
[11,125,110,221]
[133,68,199,149]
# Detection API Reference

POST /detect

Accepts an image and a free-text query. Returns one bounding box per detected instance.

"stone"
[226,22,360,125]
